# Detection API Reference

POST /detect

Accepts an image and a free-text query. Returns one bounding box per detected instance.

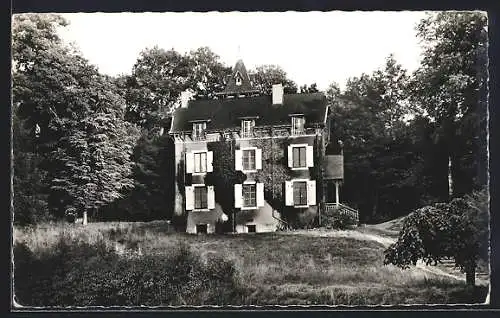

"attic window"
[235,72,242,86]
[192,122,206,140]
[291,116,305,135]
[241,119,254,138]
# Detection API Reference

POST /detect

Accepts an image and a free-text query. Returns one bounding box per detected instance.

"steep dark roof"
[170,93,328,133]
[217,59,259,95]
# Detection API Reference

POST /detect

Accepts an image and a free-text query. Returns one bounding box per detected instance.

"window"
[242,184,257,207]
[193,152,207,173]
[242,149,256,171]
[292,146,307,168]
[192,122,206,140]
[194,186,208,209]
[291,116,305,135]
[293,181,308,206]
[241,120,254,138]
[247,225,256,233]
[235,73,242,86]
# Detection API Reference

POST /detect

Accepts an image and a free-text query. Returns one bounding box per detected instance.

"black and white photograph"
[11,10,490,307]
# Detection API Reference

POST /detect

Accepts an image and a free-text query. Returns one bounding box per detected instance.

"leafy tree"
[12,13,140,222]
[328,56,419,222]
[299,83,319,93]
[187,47,232,98]
[124,47,192,129]
[384,189,489,286]
[410,12,488,198]
[49,73,140,222]
[250,65,298,94]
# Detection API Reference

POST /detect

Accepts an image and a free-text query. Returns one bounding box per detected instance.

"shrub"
[13,236,242,307]
[322,208,358,230]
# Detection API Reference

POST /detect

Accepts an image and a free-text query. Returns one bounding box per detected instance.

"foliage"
[205,134,246,230]
[251,65,298,94]
[329,55,420,222]
[299,83,319,93]
[100,131,175,221]
[321,209,359,230]
[13,235,242,306]
[124,46,231,129]
[410,12,488,195]
[384,189,489,285]
[12,13,140,221]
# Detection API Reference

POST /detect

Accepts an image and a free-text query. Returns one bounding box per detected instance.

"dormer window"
[291,116,305,135]
[241,119,254,138]
[235,72,242,86]
[192,122,206,140]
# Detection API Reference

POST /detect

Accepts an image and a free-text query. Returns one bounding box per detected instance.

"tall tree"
[187,47,231,99]
[12,14,139,221]
[250,65,298,94]
[124,47,192,129]
[410,12,488,198]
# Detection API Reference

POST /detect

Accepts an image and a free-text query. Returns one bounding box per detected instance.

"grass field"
[13,220,489,306]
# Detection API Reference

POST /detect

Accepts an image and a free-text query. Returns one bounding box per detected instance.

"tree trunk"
[466,266,476,286]
[83,210,88,225]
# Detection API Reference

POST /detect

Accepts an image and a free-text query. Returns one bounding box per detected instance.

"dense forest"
[12,12,488,226]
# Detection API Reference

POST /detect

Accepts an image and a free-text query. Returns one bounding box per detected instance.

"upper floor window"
[242,149,256,171]
[291,116,305,135]
[292,146,307,168]
[193,152,207,173]
[293,181,308,206]
[242,184,257,208]
[192,122,206,140]
[241,119,254,138]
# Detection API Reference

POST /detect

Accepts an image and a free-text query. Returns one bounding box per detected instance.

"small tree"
[384,189,489,285]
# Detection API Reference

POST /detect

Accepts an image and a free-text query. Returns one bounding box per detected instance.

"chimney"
[272,84,284,105]
[180,91,192,108]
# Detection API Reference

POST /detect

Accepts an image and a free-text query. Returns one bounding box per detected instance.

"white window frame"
[235,72,243,86]
[240,146,258,173]
[192,122,206,140]
[241,119,254,138]
[291,116,305,136]
[290,144,309,171]
[192,184,209,211]
[292,179,309,208]
[192,151,207,175]
[241,180,257,210]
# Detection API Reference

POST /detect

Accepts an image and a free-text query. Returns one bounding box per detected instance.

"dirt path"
[286,228,488,285]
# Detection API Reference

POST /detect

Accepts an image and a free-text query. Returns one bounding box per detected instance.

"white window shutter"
[235,150,243,171]
[255,148,262,170]
[287,145,293,168]
[206,151,213,172]
[207,186,215,209]
[306,145,314,167]
[256,183,264,207]
[285,181,294,206]
[185,186,194,210]
[234,184,243,208]
[185,152,194,174]
[307,180,317,206]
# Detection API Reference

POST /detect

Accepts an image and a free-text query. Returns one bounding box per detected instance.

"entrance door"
[196,224,208,234]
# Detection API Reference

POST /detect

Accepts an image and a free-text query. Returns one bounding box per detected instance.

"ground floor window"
[293,181,308,206]
[194,186,208,209]
[242,184,257,207]
[247,224,256,233]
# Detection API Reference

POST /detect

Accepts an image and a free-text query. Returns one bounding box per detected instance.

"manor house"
[169,60,351,234]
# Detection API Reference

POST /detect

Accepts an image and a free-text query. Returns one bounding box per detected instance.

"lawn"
[12,221,489,306]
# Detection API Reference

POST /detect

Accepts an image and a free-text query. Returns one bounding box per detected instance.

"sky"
[58,11,429,91]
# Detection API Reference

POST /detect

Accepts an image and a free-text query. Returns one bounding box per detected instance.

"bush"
[13,236,242,306]
[322,208,358,230]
